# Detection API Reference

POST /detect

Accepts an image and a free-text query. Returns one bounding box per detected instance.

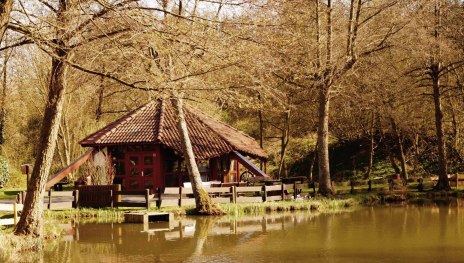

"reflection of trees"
[188,217,216,260]
[41,207,464,262]
[438,203,451,239]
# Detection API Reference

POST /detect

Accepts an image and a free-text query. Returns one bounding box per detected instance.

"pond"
[44,203,464,263]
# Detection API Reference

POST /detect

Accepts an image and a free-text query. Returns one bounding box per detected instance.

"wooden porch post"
[236,160,240,182]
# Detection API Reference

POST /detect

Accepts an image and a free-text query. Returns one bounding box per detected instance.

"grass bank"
[0,220,63,262]
[42,194,379,222]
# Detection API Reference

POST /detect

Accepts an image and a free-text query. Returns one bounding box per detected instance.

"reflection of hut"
[79,99,268,191]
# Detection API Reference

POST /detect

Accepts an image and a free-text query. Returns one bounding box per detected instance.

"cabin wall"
[109,145,162,191]
[108,145,247,190]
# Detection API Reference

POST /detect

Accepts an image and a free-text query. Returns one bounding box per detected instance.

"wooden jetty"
[124,212,173,224]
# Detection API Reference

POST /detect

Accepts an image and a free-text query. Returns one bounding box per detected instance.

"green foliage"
[4,169,26,189]
[0,156,9,187]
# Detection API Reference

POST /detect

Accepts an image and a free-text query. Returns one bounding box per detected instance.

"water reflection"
[43,202,464,263]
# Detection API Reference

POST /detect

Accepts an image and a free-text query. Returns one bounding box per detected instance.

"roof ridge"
[80,101,153,145]
[98,101,155,143]
[186,105,258,141]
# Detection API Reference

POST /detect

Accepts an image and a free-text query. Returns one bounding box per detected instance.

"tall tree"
[13,0,136,237]
[314,0,399,195]
[14,0,70,236]
[429,0,449,190]
[172,93,222,215]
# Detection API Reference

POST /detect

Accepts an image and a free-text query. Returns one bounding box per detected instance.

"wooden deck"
[124,212,173,224]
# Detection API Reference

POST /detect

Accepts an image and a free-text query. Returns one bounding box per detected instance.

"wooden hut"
[78,99,268,191]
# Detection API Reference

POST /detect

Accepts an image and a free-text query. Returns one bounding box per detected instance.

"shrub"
[0,156,9,187]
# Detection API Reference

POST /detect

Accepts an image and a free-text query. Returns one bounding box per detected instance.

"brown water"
[43,204,464,263]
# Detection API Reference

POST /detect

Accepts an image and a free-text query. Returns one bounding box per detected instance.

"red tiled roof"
[80,99,267,160]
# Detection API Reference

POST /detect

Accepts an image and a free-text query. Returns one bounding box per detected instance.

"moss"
[193,188,225,216]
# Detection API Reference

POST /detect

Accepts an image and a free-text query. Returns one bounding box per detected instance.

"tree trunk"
[449,98,459,150]
[14,54,68,237]
[15,1,69,237]
[258,95,264,170]
[0,0,13,146]
[0,0,13,43]
[431,0,450,191]
[317,84,333,196]
[277,109,290,178]
[0,44,10,145]
[95,70,105,121]
[390,118,408,181]
[315,0,334,196]
[364,113,375,179]
[171,95,223,215]
[432,65,449,190]
[308,142,318,182]
[379,118,401,175]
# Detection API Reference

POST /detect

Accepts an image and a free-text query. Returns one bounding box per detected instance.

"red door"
[126,153,156,191]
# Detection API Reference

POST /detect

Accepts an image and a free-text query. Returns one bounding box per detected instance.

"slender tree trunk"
[0,0,13,42]
[315,0,334,196]
[432,67,449,190]
[390,118,408,181]
[171,94,222,215]
[0,0,13,146]
[95,73,105,121]
[0,44,10,145]
[278,109,290,178]
[411,133,420,175]
[364,113,375,179]
[431,0,450,191]
[14,54,68,237]
[315,0,321,68]
[379,118,401,175]
[317,84,333,196]
[388,154,401,175]
[449,98,459,150]
[309,142,318,182]
[258,94,264,170]
[15,1,69,237]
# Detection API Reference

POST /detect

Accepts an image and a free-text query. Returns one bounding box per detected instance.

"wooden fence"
[15,190,78,210]
[155,183,302,208]
[15,186,151,209]
[12,177,456,212]
[449,174,464,188]
[0,203,23,226]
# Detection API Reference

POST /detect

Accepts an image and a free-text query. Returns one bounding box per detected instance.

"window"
[130,168,140,177]
[129,156,139,166]
[143,168,153,177]
[109,146,125,160]
[144,156,154,165]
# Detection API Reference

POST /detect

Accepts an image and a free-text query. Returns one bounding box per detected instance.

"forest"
[0,0,463,203]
